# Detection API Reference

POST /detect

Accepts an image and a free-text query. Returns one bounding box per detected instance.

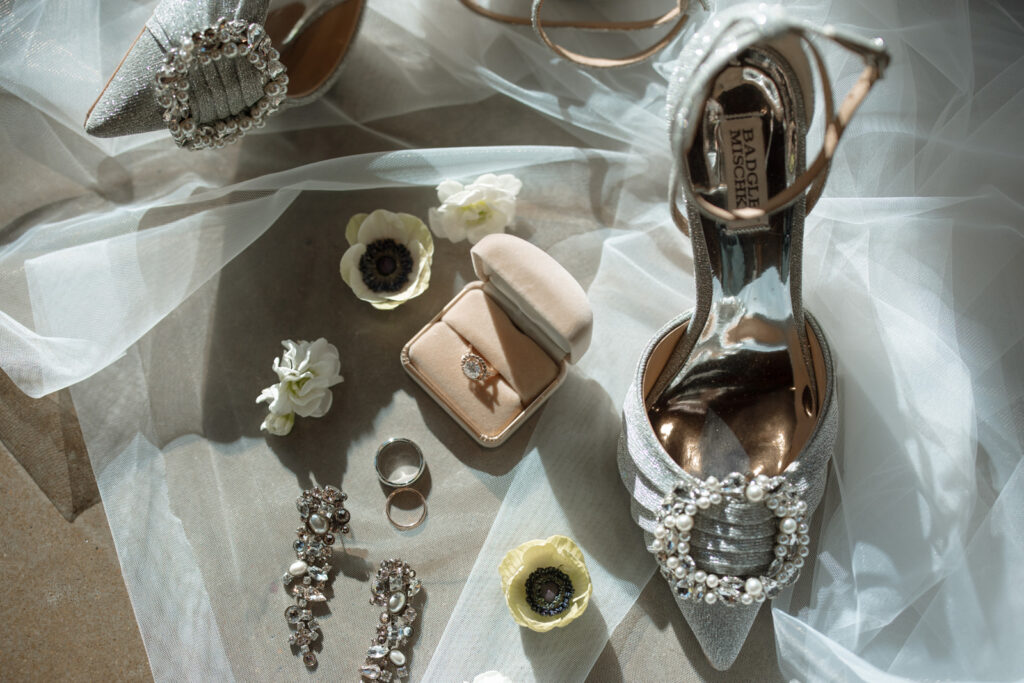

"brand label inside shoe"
[721,114,768,213]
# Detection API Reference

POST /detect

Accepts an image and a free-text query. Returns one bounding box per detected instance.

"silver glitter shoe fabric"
[618,311,839,670]
[84,0,270,137]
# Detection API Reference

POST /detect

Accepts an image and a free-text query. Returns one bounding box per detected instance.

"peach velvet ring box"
[401,233,593,447]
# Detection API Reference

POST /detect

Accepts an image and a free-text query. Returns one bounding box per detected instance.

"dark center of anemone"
[358,239,414,294]
[376,255,397,276]
[524,566,574,617]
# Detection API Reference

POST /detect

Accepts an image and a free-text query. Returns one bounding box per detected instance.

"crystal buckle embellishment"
[155,17,289,150]
[651,473,811,606]
[284,485,350,668]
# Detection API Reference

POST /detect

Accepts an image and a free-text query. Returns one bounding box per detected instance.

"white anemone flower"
[340,209,434,310]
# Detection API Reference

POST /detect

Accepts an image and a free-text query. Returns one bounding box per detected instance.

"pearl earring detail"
[283,485,350,669]
[360,559,423,680]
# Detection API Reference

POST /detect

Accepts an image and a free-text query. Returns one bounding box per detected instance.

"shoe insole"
[266,0,364,99]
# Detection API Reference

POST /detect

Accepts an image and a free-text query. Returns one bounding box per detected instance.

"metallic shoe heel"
[618,5,888,670]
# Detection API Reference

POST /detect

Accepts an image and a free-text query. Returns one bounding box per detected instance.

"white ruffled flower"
[340,209,434,311]
[256,338,343,436]
[468,673,515,683]
[260,410,295,436]
[428,173,523,244]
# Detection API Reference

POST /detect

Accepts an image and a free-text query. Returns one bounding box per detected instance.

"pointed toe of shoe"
[679,598,761,671]
[84,29,166,138]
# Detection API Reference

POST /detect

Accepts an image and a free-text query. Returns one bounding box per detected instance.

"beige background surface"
[0,438,150,681]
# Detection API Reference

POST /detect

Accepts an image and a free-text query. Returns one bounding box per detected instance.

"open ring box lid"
[401,233,593,447]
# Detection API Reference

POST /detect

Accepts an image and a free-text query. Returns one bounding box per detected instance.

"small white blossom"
[260,411,295,436]
[428,173,523,244]
[468,673,516,683]
[340,209,434,310]
[256,338,343,436]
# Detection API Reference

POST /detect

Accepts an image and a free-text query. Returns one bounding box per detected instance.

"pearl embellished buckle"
[154,17,289,150]
[360,559,422,680]
[283,485,350,668]
[651,472,810,606]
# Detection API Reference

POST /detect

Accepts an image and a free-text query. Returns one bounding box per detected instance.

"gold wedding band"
[385,487,427,531]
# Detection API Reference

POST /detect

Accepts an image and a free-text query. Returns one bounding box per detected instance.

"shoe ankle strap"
[673,16,889,229]
[798,27,889,215]
[459,0,705,68]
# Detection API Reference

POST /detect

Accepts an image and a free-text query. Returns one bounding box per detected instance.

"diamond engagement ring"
[461,348,495,382]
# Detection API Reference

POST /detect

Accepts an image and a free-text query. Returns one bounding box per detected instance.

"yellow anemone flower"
[498,535,592,633]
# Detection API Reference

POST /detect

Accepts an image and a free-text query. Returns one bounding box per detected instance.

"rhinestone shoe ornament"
[283,485,350,669]
[155,17,288,150]
[652,472,811,606]
[360,559,423,680]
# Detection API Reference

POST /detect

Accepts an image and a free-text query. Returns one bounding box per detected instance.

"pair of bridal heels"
[84,0,364,149]
[618,5,888,670]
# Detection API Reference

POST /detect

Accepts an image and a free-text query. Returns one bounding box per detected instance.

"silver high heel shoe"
[84,0,364,149]
[618,5,888,670]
